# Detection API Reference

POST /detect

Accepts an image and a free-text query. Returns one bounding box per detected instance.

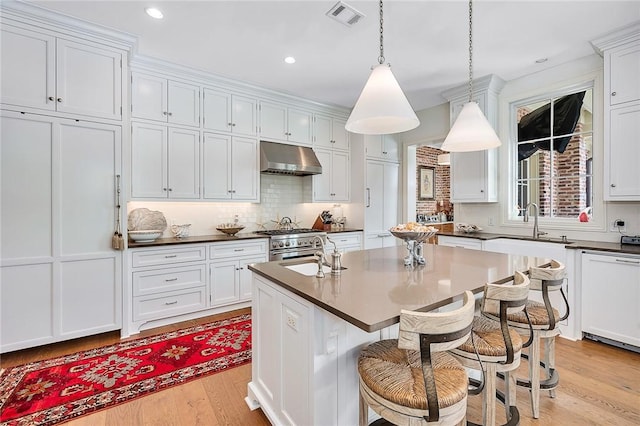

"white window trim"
[499,70,607,233]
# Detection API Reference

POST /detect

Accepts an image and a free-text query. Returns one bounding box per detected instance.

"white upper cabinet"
[313,114,349,151]
[132,72,200,127]
[131,122,200,199]
[312,148,349,202]
[202,133,259,202]
[202,88,257,136]
[259,101,313,145]
[1,25,123,120]
[442,75,504,203]
[593,24,640,200]
[364,134,400,162]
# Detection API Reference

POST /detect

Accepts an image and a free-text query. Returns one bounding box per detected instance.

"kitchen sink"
[285,263,330,276]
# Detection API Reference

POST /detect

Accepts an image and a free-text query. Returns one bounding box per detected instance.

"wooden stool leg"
[482,363,497,426]
[359,385,368,426]
[504,370,517,420]
[529,331,541,418]
[544,336,557,398]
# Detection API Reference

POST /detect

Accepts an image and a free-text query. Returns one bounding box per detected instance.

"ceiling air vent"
[326,1,365,27]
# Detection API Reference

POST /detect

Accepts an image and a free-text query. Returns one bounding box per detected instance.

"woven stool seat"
[507,301,560,327]
[358,340,468,411]
[457,316,523,358]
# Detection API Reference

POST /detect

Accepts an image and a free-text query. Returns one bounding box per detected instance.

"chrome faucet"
[312,235,326,278]
[523,203,548,239]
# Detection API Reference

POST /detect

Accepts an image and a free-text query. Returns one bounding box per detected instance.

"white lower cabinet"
[328,231,363,253]
[125,239,267,336]
[581,252,640,347]
[437,235,483,250]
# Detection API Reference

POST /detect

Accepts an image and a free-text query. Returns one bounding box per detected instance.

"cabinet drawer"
[330,232,362,248]
[133,288,206,321]
[209,240,267,259]
[133,264,206,296]
[132,246,206,267]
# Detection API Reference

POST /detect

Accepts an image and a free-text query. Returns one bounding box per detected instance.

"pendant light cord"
[378,0,385,64]
[468,0,473,103]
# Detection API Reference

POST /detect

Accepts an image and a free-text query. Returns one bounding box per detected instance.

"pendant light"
[441,0,501,152]
[345,0,419,135]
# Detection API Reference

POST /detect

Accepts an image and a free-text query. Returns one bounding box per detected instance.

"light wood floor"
[2,309,639,425]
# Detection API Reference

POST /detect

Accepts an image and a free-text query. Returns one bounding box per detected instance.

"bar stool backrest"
[482,270,531,316]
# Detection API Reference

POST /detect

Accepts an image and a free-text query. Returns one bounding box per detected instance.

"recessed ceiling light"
[535,58,548,64]
[284,56,296,64]
[145,7,164,19]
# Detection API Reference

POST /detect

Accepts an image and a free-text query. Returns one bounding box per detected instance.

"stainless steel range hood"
[260,141,322,176]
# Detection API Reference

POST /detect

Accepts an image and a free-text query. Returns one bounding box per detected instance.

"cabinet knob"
[611,183,616,187]
[232,190,236,193]
[163,188,167,191]
[167,112,173,116]
[168,188,172,192]
[163,111,168,115]
[611,91,617,96]
[57,98,62,102]
[228,122,233,126]
[480,189,484,193]
[48,96,54,101]
[228,190,232,193]
[232,123,236,127]
[382,151,388,154]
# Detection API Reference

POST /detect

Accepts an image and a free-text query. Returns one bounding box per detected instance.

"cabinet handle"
[57,98,62,102]
[228,190,232,193]
[611,183,616,187]
[382,151,388,154]
[165,255,177,258]
[228,122,233,126]
[611,91,617,96]
[232,190,236,193]
[366,188,371,207]
[165,301,178,305]
[163,188,167,191]
[615,258,639,264]
[168,188,173,191]
[235,267,240,271]
[232,123,236,127]
[239,267,244,270]
[168,112,173,116]
[48,96,54,101]
[234,248,245,252]
[163,111,168,115]
[165,277,178,282]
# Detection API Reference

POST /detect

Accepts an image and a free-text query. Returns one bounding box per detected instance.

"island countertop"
[249,245,543,333]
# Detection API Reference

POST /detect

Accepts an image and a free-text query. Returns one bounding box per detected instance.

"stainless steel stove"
[255,229,326,260]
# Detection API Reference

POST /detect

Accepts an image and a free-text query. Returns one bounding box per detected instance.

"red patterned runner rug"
[0,313,251,426]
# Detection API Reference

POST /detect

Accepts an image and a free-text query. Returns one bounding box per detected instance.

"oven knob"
[278,242,284,248]
[298,241,303,246]
[285,241,290,247]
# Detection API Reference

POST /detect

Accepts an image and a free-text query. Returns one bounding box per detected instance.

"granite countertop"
[437,231,640,256]
[249,245,549,333]
[127,228,364,248]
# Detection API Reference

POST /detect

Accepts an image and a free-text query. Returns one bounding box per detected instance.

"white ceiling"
[28,0,640,111]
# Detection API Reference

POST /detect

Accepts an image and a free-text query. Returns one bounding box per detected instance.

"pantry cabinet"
[364,134,400,162]
[131,122,200,199]
[313,148,350,202]
[593,25,640,200]
[132,72,200,127]
[259,101,313,145]
[1,24,124,120]
[202,133,259,201]
[1,112,122,353]
[364,160,399,249]
[203,88,257,136]
[313,114,349,150]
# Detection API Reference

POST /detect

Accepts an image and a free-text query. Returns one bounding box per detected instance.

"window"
[511,85,593,221]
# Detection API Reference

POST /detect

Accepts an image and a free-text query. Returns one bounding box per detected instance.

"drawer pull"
[615,259,640,264]
[165,301,178,305]
[165,255,178,258]
[234,248,245,252]
[340,239,348,242]
[165,278,178,282]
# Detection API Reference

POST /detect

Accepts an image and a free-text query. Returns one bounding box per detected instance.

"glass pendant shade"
[345,64,419,135]
[441,101,501,152]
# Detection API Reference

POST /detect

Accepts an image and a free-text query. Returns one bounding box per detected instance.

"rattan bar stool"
[504,260,569,419]
[357,291,475,426]
[451,271,532,426]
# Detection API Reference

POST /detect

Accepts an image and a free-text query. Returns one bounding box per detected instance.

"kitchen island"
[246,245,543,425]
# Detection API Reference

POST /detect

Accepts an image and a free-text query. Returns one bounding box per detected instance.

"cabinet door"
[382,162,399,231]
[202,88,231,132]
[313,149,333,201]
[332,118,350,151]
[239,256,267,300]
[582,253,640,347]
[382,134,400,162]
[364,135,384,159]
[314,114,333,149]
[203,133,232,199]
[210,261,240,306]
[609,43,640,106]
[287,108,313,145]
[1,25,55,111]
[232,95,257,136]
[450,150,487,201]
[168,80,200,127]
[132,73,168,122]
[607,103,640,199]
[56,39,122,120]
[231,136,259,201]
[365,161,385,233]
[167,128,200,198]
[260,101,288,141]
[331,150,350,201]
[132,123,168,198]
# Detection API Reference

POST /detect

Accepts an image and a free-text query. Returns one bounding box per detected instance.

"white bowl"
[128,230,163,242]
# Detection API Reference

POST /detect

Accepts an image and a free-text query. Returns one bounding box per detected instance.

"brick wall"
[416,146,451,217]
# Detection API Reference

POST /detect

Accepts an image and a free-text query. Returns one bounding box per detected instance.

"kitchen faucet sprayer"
[312,235,326,278]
